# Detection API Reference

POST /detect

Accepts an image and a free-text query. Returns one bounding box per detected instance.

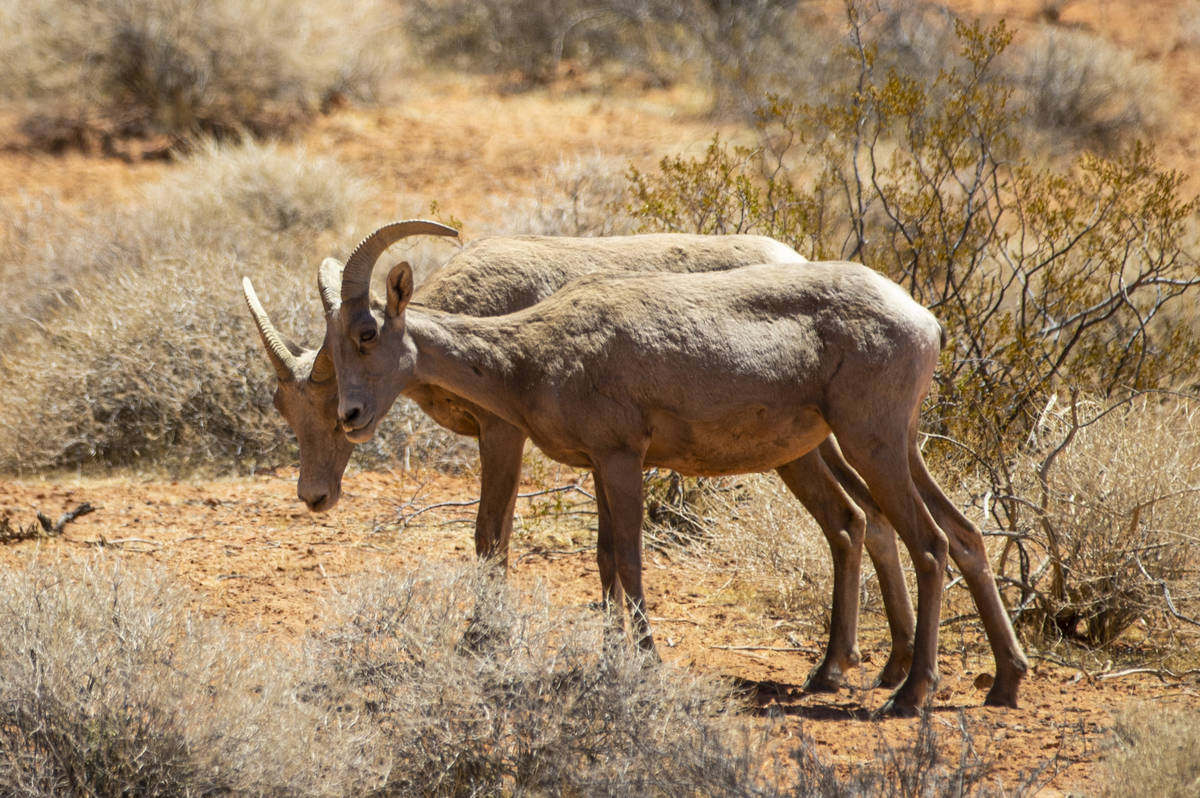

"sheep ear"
[385,261,414,319]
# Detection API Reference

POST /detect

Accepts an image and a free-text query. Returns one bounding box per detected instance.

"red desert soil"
[3,2,1200,794]
[1,468,1195,794]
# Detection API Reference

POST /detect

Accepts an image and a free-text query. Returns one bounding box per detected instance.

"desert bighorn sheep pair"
[245,221,1027,714]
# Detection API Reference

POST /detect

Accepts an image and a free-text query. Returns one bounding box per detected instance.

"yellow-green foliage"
[626,15,1199,469]
[625,9,1200,652]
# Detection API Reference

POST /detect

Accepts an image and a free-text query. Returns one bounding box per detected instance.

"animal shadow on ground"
[730,676,972,721]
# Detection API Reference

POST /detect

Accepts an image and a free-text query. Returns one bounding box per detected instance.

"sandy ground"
[2,467,1197,794]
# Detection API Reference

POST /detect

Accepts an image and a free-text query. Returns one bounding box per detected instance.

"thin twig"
[80,537,161,551]
[1097,667,1200,683]
[397,483,595,527]
[710,644,820,655]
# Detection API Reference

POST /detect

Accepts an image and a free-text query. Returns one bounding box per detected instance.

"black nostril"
[342,406,361,425]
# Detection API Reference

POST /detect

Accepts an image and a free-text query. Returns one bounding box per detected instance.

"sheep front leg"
[594,450,657,658]
[473,418,527,569]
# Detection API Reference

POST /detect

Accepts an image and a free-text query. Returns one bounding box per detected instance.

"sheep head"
[330,221,457,442]
[243,276,352,512]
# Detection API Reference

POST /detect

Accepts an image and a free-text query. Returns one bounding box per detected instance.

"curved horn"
[242,277,299,380]
[340,219,459,304]
[317,257,342,314]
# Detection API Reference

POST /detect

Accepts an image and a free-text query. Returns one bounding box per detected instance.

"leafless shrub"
[0,139,367,473]
[0,0,406,148]
[996,395,1200,649]
[787,709,1041,797]
[486,153,635,236]
[403,0,628,85]
[0,557,1049,796]
[1103,704,1200,798]
[403,0,820,114]
[862,0,967,85]
[1007,25,1168,152]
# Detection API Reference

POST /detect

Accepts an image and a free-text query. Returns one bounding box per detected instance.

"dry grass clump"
[1103,704,1200,798]
[0,139,369,473]
[0,558,775,796]
[998,396,1200,650]
[401,0,820,112]
[1007,25,1168,152]
[0,0,405,149]
[312,565,769,796]
[647,472,844,642]
[0,559,374,797]
[788,709,1039,797]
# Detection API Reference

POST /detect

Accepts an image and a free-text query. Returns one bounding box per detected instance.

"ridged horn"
[242,277,299,380]
[340,219,459,304]
[317,257,342,314]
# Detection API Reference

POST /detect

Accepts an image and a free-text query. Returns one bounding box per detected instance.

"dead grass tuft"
[312,564,768,795]
[0,559,375,796]
[649,473,845,643]
[0,557,777,796]
[1103,704,1200,798]
[998,396,1200,651]
[486,153,636,237]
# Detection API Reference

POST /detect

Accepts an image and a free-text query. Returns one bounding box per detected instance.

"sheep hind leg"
[834,429,949,716]
[908,446,1028,708]
[818,437,915,688]
[776,452,866,693]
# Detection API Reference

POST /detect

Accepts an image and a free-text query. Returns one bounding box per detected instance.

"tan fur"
[328,251,1028,715]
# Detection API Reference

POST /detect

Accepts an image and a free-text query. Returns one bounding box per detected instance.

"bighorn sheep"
[244,223,915,690]
[324,223,1029,714]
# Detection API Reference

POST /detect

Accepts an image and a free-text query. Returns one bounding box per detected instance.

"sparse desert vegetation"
[1,0,1198,793]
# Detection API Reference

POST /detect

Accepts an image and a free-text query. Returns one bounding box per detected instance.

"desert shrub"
[0,0,405,147]
[996,395,1200,649]
[310,564,768,796]
[1007,25,1167,152]
[485,152,636,236]
[0,560,375,797]
[650,473,839,636]
[623,8,1200,652]
[0,139,369,473]
[1103,704,1200,798]
[0,557,1050,796]
[787,709,1041,797]
[403,0,813,107]
[403,0,626,84]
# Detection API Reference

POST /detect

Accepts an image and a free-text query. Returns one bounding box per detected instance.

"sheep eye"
[359,328,377,344]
